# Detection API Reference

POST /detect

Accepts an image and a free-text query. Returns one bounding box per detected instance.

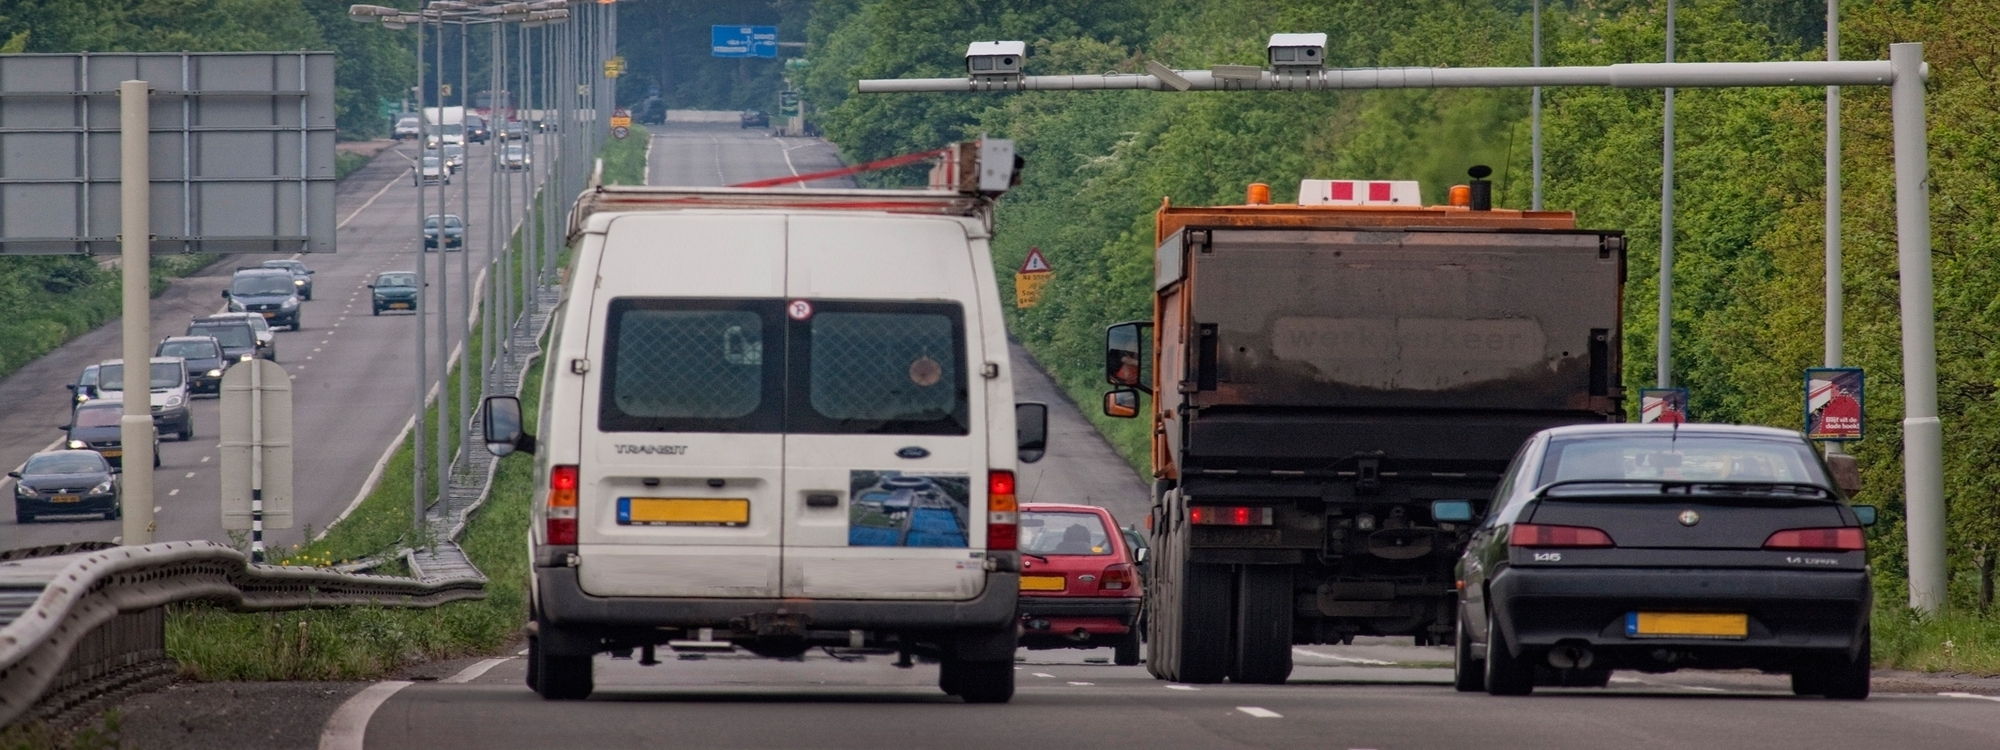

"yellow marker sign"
[1014,247,1053,308]
[610,114,632,129]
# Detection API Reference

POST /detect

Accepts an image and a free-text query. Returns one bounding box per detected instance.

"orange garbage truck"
[1101,170,1627,683]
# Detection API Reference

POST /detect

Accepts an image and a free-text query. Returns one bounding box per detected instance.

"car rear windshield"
[99,362,183,391]
[599,298,968,435]
[158,340,218,360]
[25,453,105,475]
[73,407,122,428]
[1538,435,1828,487]
[190,323,254,348]
[377,273,418,288]
[1020,512,1113,556]
[231,275,293,296]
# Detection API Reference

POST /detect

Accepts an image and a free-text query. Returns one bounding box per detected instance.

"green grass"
[0,711,120,750]
[600,124,650,185]
[335,151,371,181]
[1874,606,2000,674]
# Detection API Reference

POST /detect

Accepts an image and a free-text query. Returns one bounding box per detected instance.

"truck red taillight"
[1189,506,1273,526]
[1509,523,1613,548]
[1098,562,1135,591]
[1764,527,1864,551]
[548,464,578,545]
[987,470,1017,551]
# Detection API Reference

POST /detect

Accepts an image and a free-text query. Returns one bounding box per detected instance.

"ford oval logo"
[896,446,930,460]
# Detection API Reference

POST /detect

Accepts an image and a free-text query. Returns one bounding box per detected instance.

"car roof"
[28,449,109,462]
[1538,423,1806,442]
[195,314,254,324]
[160,335,218,344]
[260,259,303,267]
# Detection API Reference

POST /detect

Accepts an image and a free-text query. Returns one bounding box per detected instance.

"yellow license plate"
[260,312,276,318]
[100,450,121,458]
[51,494,81,504]
[621,498,749,526]
[1627,612,1748,639]
[1020,575,1066,592]
[389,302,410,309]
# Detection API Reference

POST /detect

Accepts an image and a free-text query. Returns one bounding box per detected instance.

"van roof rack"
[568,185,995,244]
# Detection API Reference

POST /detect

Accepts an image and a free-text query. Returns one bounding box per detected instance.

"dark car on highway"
[61,401,158,469]
[157,336,226,395]
[260,258,315,300]
[65,363,101,407]
[188,317,272,362]
[1451,424,1874,699]
[465,113,491,144]
[424,214,466,251]
[740,109,769,128]
[11,449,119,523]
[1016,503,1145,666]
[370,270,421,314]
[501,120,528,140]
[223,267,304,330]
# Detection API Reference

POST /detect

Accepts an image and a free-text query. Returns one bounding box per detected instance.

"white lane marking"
[1032,672,1055,678]
[1237,707,1282,718]
[336,168,408,230]
[516,648,529,656]
[320,413,414,540]
[1940,692,2000,702]
[154,506,162,513]
[1679,685,1726,692]
[442,657,511,684]
[1292,647,1396,666]
[318,681,411,750]
[1166,685,1200,691]
[1066,681,1095,686]
[201,456,210,462]
[1609,676,1644,684]
[167,489,179,496]
[306,356,313,361]
[184,472,196,478]
[314,348,323,352]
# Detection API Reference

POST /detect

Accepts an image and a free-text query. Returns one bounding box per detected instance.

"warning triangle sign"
[1019,247,1052,274]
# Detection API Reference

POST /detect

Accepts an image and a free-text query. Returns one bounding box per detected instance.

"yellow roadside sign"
[1015,272,1051,309]
[610,114,632,129]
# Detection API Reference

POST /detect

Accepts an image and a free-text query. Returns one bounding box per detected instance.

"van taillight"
[1509,523,1614,548]
[1099,563,1134,591]
[987,470,1017,551]
[1764,527,1864,551]
[548,464,578,545]
[1189,506,1273,526]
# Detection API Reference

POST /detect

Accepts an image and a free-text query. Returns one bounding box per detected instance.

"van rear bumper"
[535,567,1019,631]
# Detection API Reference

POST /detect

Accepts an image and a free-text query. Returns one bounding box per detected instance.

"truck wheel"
[1114,628,1142,666]
[940,659,1013,704]
[1171,562,1233,684]
[1231,565,1293,684]
[1453,607,1484,692]
[1484,610,1535,695]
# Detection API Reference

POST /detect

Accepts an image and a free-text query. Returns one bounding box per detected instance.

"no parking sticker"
[787,299,813,320]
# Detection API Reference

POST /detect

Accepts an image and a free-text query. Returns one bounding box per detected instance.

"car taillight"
[548,464,578,545]
[1189,506,1273,526]
[1764,527,1864,551]
[1099,563,1134,591]
[987,470,1017,551]
[1509,523,1614,548]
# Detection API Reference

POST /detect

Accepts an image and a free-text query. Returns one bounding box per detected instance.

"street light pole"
[413,14,429,537]
[434,13,451,524]
[1658,0,1676,390]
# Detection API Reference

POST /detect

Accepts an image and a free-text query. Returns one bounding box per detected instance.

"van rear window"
[600,299,783,433]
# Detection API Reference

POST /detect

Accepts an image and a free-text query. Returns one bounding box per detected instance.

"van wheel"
[534,646,593,700]
[1484,610,1535,695]
[525,636,541,690]
[1114,628,1142,666]
[940,659,1013,704]
[1454,607,1484,692]
[153,452,161,469]
[1231,565,1293,684]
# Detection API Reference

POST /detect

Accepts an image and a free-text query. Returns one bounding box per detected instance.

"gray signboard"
[0,52,337,254]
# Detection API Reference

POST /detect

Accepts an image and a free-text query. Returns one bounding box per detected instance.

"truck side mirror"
[1104,321,1153,393]
[1103,389,1139,419]
[1015,402,1048,464]
[483,396,536,457]
[1431,499,1475,523]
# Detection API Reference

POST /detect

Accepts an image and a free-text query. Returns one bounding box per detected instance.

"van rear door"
[781,215,990,600]
[575,213,788,598]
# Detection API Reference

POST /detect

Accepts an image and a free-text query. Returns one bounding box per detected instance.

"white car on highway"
[483,183,1046,704]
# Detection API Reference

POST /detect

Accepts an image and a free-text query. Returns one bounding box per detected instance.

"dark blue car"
[11,450,120,523]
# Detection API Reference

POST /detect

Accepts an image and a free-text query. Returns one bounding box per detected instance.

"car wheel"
[1484,609,1535,695]
[178,421,192,441]
[14,504,31,524]
[939,659,1013,704]
[1796,630,1870,700]
[1114,627,1142,666]
[372,306,381,316]
[1454,606,1485,692]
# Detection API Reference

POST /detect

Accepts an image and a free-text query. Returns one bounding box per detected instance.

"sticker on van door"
[848,470,970,547]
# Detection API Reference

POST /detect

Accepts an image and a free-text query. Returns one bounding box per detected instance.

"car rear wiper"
[1534,479,1834,500]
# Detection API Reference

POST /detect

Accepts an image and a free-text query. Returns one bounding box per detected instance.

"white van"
[484,184,1048,703]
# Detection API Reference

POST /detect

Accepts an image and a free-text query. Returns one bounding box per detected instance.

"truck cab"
[1104,173,1626,684]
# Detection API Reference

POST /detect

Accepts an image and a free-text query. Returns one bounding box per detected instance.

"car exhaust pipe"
[1027,618,1052,631]
[1067,628,1093,642]
[1547,644,1594,670]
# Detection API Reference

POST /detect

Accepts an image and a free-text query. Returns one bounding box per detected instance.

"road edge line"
[643,131,655,186]
[318,680,411,750]
[441,657,511,684]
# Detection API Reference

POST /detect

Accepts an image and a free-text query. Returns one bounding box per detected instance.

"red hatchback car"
[1017,503,1145,665]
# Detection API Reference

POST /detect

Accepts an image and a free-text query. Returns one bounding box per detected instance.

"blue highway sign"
[712,25,778,59]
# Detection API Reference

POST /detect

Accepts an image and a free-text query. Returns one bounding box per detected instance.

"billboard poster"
[1806,368,1864,441]
[1639,388,1690,424]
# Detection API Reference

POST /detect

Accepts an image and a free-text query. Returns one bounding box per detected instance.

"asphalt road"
[0,137,548,552]
[648,122,856,188]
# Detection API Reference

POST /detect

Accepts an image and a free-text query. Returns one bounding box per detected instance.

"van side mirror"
[1103,389,1139,419]
[1852,505,1878,527]
[483,396,536,457]
[220,289,231,298]
[1015,402,1048,464]
[1431,499,1475,523]
[1104,321,1153,393]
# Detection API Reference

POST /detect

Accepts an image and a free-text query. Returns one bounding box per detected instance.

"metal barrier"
[0,540,484,727]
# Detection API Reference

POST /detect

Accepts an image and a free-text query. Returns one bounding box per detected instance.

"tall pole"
[1530,0,1543,210]
[413,18,430,536]
[118,80,156,546]
[484,21,500,395]
[459,20,474,469]
[1824,0,1844,427]
[1657,0,1676,389]
[434,16,452,518]
[1890,43,1945,613]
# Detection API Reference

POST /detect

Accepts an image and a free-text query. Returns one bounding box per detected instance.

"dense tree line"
[614,0,810,113]
[802,0,2000,608]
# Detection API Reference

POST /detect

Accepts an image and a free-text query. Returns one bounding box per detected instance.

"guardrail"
[0,540,484,728]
